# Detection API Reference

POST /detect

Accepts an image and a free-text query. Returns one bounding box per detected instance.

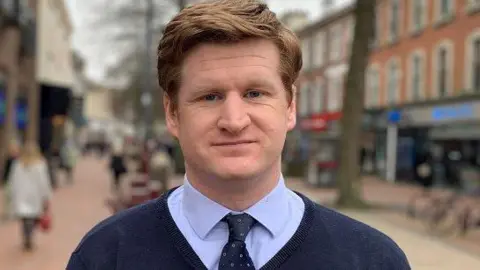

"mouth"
[212,140,256,146]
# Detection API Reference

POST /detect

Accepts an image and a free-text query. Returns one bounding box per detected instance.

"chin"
[212,160,262,180]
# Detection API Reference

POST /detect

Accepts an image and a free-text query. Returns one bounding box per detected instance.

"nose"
[217,93,251,134]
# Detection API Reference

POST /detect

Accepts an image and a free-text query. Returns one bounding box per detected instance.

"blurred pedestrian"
[60,138,78,185]
[149,147,174,195]
[9,141,52,251]
[1,140,20,221]
[109,144,127,191]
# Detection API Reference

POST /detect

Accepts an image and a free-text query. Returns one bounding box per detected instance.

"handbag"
[38,201,52,232]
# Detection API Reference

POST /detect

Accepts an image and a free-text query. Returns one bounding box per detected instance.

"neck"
[185,161,282,211]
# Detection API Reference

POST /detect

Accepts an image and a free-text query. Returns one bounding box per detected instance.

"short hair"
[157,0,302,109]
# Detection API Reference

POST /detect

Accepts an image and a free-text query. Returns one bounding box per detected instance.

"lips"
[212,140,256,146]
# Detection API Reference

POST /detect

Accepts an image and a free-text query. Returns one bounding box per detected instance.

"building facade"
[295,3,356,186]
[0,0,35,172]
[365,0,480,187]
[1,0,74,158]
[36,0,74,153]
[296,0,480,189]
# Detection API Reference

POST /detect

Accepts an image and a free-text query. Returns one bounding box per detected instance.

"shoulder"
[300,194,410,269]
[69,197,166,268]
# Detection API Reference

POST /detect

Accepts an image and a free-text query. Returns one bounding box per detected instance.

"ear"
[287,85,297,131]
[163,92,179,138]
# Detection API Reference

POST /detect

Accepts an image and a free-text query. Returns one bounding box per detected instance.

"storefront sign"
[431,104,475,121]
[396,101,480,127]
[300,112,342,132]
[300,115,327,131]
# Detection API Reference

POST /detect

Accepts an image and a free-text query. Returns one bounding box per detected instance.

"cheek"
[254,111,288,140]
[178,111,215,142]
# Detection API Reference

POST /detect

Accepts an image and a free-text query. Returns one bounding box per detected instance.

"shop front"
[300,111,377,187]
[300,111,341,187]
[374,100,480,190]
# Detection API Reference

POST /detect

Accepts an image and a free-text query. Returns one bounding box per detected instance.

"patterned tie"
[219,213,257,269]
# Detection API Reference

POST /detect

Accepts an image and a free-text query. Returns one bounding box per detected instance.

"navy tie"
[219,213,256,269]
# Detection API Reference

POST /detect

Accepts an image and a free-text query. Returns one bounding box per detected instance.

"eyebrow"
[192,77,275,92]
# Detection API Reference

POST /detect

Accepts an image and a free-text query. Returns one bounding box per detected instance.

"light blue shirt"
[167,175,305,270]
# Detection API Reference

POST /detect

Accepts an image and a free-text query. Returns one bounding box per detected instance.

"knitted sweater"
[67,189,410,270]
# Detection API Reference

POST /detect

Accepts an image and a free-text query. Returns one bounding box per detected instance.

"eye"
[202,93,222,101]
[245,90,263,98]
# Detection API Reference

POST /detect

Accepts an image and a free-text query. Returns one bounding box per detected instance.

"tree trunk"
[335,0,375,209]
[25,56,39,143]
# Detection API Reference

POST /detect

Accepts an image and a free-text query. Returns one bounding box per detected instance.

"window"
[313,31,326,67]
[466,0,480,13]
[365,66,380,107]
[435,0,453,22]
[474,39,480,92]
[465,32,480,93]
[301,38,311,70]
[311,79,325,113]
[440,0,451,16]
[344,17,355,57]
[387,59,400,104]
[299,84,310,116]
[329,24,342,62]
[438,48,448,96]
[370,5,380,47]
[327,76,343,112]
[389,0,400,41]
[409,52,425,101]
[433,41,454,98]
[411,0,426,33]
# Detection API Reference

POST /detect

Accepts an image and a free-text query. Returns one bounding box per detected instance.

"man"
[67,0,410,269]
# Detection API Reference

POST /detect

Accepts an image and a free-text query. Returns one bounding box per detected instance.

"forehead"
[180,39,281,87]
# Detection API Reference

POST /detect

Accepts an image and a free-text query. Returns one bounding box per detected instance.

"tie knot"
[223,213,256,242]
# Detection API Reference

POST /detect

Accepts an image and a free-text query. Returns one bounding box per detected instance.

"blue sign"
[431,104,474,121]
[0,91,28,129]
[387,110,401,123]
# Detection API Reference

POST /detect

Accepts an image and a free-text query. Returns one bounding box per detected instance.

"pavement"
[0,156,479,269]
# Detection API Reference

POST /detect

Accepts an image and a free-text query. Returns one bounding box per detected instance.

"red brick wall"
[369,0,480,105]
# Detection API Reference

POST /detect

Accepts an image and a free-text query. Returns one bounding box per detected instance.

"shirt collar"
[182,175,290,239]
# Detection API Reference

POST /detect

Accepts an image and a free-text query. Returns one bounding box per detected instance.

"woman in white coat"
[9,141,52,251]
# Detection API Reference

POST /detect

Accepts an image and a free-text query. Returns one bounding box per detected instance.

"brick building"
[294,2,356,186]
[295,0,480,187]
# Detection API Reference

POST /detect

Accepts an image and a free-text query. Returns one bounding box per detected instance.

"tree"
[335,0,376,208]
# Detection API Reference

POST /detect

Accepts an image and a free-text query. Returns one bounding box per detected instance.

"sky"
[63,0,350,89]
[266,0,322,19]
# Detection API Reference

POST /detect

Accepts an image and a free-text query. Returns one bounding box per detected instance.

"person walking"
[9,141,52,251]
[149,146,174,195]
[109,144,127,192]
[60,138,78,185]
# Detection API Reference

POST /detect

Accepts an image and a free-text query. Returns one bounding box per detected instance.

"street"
[1,157,480,269]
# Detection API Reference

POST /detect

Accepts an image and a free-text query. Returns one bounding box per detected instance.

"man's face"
[164,39,296,180]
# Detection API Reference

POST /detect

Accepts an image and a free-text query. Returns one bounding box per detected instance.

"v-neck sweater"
[67,188,410,270]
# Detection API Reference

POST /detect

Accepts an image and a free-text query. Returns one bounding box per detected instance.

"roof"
[296,1,356,37]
